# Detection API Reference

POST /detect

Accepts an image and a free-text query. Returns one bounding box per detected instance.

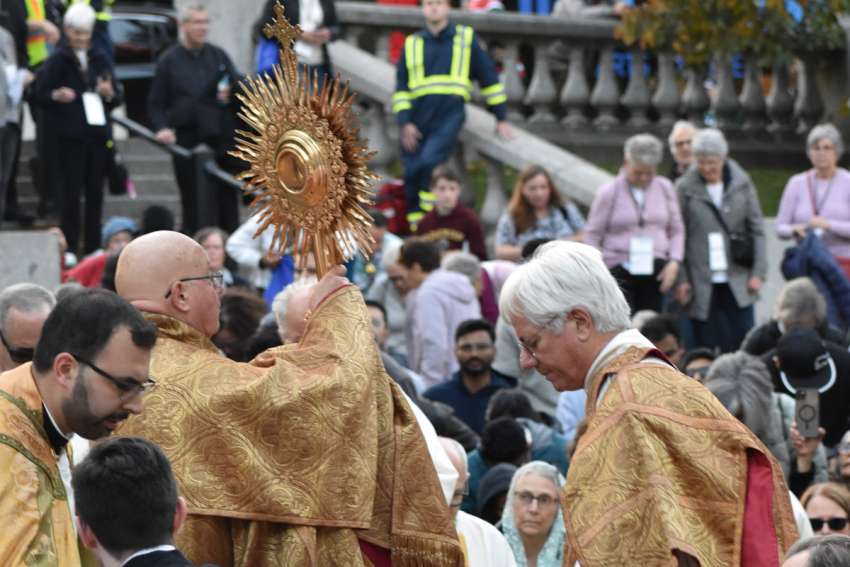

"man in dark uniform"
[148,3,240,235]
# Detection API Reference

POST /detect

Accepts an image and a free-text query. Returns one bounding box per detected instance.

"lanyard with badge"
[627,186,654,276]
[807,171,833,237]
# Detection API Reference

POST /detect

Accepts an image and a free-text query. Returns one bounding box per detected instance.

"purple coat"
[584,171,685,269]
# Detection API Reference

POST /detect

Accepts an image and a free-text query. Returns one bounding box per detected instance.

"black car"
[109,1,177,124]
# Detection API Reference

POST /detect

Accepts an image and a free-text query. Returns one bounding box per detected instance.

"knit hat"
[101,216,137,248]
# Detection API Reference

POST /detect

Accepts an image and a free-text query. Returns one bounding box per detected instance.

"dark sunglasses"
[810,517,849,532]
[0,330,34,364]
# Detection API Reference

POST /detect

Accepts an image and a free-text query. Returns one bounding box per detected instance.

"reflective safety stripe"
[392,91,412,113]
[25,0,48,66]
[407,210,425,228]
[480,83,506,106]
[403,25,474,100]
[418,190,437,212]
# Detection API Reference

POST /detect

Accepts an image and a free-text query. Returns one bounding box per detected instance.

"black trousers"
[57,138,107,255]
[610,258,667,315]
[173,128,240,236]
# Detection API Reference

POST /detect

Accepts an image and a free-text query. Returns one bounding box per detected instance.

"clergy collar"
[583,329,655,393]
[42,400,72,454]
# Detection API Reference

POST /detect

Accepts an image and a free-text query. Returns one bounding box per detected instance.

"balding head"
[439,436,468,520]
[116,231,221,337]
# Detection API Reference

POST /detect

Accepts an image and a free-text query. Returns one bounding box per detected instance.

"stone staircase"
[15,137,184,227]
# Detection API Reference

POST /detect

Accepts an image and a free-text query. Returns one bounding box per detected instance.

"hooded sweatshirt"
[406,269,482,389]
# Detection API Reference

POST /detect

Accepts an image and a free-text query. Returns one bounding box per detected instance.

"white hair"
[442,251,481,285]
[507,461,563,501]
[64,3,96,32]
[0,283,55,333]
[667,120,696,146]
[692,128,729,159]
[380,239,403,271]
[271,280,313,337]
[499,241,631,333]
[179,3,207,23]
[624,133,664,166]
[807,123,844,157]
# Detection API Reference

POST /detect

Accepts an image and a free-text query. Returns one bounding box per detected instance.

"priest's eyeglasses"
[164,272,225,299]
[517,315,559,360]
[515,491,557,508]
[0,330,34,364]
[72,354,156,399]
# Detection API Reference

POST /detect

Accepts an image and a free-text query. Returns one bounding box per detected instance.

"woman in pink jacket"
[776,123,850,279]
[584,133,685,313]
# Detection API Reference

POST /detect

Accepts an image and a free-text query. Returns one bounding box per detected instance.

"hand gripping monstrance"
[230,2,377,277]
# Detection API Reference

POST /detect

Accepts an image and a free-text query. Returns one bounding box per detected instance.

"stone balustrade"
[335,1,836,158]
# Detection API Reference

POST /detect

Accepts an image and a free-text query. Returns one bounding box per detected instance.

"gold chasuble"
[0,364,95,567]
[117,285,462,567]
[563,347,798,567]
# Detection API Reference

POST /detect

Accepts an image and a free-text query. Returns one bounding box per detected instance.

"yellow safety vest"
[25,0,48,67]
[392,24,474,114]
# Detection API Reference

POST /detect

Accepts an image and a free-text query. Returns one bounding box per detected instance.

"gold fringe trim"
[391,533,465,567]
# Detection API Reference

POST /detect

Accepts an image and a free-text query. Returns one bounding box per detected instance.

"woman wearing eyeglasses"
[501,461,564,567]
[801,482,850,537]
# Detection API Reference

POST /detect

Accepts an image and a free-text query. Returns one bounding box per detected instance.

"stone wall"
[174,0,266,73]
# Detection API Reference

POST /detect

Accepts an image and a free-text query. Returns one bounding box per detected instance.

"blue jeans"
[401,110,465,212]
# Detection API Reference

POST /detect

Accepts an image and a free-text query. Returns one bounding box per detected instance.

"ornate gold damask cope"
[230,2,377,277]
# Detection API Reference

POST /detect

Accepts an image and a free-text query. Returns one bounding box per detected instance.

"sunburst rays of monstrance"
[229,2,377,277]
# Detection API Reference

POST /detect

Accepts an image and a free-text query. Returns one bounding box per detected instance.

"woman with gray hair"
[675,128,767,353]
[584,133,685,313]
[742,277,848,356]
[500,461,565,567]
[776,123,850,279]
[34,2,120,255]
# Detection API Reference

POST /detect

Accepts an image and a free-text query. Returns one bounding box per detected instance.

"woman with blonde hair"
[801,482,850,537]
[495,165,585,261]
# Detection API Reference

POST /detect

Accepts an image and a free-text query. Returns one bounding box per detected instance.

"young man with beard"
[0,288,157,564]
[424,319,516,434]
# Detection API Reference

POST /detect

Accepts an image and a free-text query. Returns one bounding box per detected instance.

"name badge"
[708,232,728,272]
[814,228,825,238]
[82,92,106,126]
[629,236,654,276]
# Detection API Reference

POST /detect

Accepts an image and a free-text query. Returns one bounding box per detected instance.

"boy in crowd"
[416,166,488,260]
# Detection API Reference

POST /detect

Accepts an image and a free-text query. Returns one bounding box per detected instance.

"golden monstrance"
[230,2,377,277]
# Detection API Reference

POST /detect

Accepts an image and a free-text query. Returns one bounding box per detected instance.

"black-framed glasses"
[164,272,224,299]
[0,329,34,364]
[810,517,849,532]
[72,354,155,399]
[516,491,557,508]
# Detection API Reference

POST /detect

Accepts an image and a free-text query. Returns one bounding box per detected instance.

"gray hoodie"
[406,269,482,389]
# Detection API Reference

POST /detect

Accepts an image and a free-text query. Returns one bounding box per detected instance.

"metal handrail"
[111,113,246,225]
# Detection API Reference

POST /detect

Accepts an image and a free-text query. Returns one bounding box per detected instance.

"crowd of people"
[2,0,850,566]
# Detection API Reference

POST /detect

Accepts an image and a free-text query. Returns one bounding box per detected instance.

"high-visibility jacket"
[25,0,48,67]
[393,23,507,127]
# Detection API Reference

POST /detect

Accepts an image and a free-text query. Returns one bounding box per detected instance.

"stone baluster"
[766,62,794,134]
[590,46,620,129]
[794,56,824,135]
[361,101,396,171]
[560,46,589,128]
[524,43,558,123]
[682,67,710,125]
[620,48,650,128]
[374,31,391,62]
[712,55,740,129]
[479,156,507,232]
[344,26,363,48]
[501,41,526,122]
[652,53,681,129]
[738,56,766,132]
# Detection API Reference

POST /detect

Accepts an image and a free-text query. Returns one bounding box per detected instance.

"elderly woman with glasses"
[675,128,767,353]
[500,461,565,567]
[584,133,684,314]
[776,124,850,279]
[801,483,850,537]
